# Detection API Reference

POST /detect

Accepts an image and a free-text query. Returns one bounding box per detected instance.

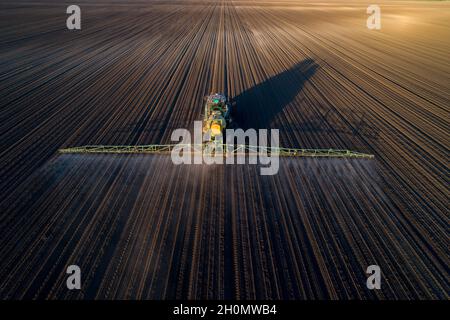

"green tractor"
[202,93,233,142]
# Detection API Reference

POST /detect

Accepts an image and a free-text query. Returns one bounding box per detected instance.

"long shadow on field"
[233,59,318,130]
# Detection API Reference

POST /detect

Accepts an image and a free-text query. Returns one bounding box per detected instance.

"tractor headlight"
[210,123,222,136]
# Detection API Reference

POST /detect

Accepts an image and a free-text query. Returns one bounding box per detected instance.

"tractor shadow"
[232,59,318,130]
